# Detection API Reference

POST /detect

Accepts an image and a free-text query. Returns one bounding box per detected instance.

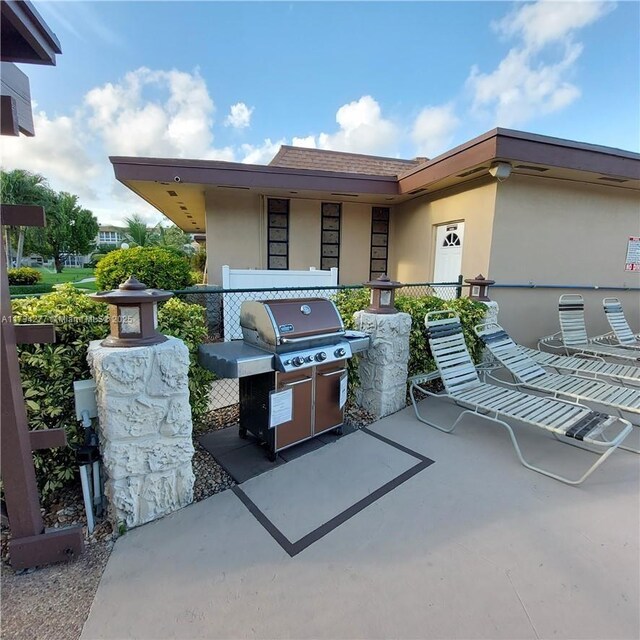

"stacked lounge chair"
[597,297,640,350]
[539,294,640,363]
[409,311,632,485]
[476,321,639,453]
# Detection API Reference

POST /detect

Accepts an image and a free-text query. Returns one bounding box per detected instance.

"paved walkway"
[82,400,640,639]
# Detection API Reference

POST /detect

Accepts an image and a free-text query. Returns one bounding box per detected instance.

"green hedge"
[9,283,54,295]
[334,289,486,385]
[8,266,42,285]
[95,246,194,291]
[12,284,213,499]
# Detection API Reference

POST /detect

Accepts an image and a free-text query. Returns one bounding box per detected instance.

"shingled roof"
[269,145,426,176]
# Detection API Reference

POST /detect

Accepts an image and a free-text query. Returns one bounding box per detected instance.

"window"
[321,202,341,274]
[442,232,461,247]
[99,231,121,244]
[267,198,289,269]
[369,207,390,279]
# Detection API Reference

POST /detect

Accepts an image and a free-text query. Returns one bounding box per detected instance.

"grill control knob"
[305,355,314,363]
[292,356,304,367]
[334,347,346,358]
[315,351,327,362]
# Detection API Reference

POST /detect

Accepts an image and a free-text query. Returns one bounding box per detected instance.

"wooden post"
[1,205,84,569]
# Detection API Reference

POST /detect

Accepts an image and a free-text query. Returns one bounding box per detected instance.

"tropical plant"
[25,191,99,272]
[7,266,42,285]
[156,224,193,254]
[12,284,213,499]
[0,169,50,268]
[123,214,155,247]
[94,246,194,291]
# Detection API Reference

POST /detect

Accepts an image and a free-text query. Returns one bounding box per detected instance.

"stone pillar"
[353,311,412,418]
[87,337,195,530]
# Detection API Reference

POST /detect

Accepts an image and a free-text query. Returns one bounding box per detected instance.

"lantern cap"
[89,277,173,305]
[464,273,495,286]
[119,275,147,290]
[364,273,403,290]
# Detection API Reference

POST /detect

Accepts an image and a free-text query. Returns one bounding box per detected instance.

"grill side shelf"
[198,342,274,378]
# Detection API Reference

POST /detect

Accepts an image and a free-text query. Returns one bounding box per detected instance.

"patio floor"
[81,398,640,639]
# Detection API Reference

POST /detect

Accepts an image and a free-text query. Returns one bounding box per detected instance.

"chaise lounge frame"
[476,321,639,454]
[594,297,640,351]
[409,311,632,485]
[539,294,640,363]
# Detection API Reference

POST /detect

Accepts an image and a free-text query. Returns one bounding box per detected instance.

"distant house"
[110,128,640,345]
[96,225,126,246]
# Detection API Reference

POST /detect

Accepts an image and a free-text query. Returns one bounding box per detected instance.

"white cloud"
[85,67,223,158]
[467,1,611,127]
[290,96,400,156]
[317,96,399,155]
[0,109,100,200]
[411,104,460,158]
[494,1,613,53]
[225,102,254,129]
[291,135,317,148]
[240,138,286,164]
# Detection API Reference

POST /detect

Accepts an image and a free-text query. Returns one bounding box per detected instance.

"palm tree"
[0,169,49,267]
[124,214,156,247]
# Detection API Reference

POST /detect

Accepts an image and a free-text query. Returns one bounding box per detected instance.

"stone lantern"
[364,274,403,314]
[90,276,173,347]
[464,274,495,301]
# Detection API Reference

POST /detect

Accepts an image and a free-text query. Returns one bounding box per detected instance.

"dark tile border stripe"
[232,429,434,557]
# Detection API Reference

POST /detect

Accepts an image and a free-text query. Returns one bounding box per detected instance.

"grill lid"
[240,298,344,347]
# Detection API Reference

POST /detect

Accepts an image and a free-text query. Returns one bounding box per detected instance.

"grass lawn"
[37,267,98,291]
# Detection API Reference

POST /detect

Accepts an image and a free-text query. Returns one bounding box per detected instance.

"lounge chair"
[527,347,640,387]
[476,321,639,453]
[596,297,640,350]
[409,311,632,485]
[539,294,640,363]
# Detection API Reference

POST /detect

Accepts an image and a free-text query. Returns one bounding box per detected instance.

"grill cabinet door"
[274,371,313,450]
[314,361,346,434]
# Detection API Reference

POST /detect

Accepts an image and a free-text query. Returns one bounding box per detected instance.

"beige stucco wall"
[388,181,497,283]
[205,192,376,285]
[205,190,265,282]
[489,176,640,346]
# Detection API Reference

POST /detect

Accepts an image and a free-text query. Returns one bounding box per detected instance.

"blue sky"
[2,1,638,224]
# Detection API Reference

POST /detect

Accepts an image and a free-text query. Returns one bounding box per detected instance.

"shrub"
[334,288,487,383]
[191,248,207,273]
[89,253,106,267]
[9,283,54,295]
[7,266,42,285]
[12,284,213,499]
[95,246,193,291]
[157,297,215,425]
[12,285,110,498]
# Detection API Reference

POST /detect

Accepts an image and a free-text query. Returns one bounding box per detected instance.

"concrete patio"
[81,398,639,640]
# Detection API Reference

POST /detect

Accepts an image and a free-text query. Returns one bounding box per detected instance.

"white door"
[433,222,464,287]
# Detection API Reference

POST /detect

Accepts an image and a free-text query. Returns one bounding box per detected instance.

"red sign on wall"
[625,236,640,272]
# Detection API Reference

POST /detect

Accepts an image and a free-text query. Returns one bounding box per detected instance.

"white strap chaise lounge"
[539,294,640,363]
[409,311,632,485]
[476,322,639,453]
[597,297,640,350]
[526,348,640,387]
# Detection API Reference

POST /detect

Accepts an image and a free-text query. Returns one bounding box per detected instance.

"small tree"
[156,224,193,254]
[0,169,50,267]
[26,191,99,272]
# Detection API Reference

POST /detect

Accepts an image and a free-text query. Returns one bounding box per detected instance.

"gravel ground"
[1,539,113,640]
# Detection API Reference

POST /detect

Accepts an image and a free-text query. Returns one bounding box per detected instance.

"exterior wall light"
[488,162,512,181]
[90,276,173,347]
[464,274,495,301]
[364,274,403,314]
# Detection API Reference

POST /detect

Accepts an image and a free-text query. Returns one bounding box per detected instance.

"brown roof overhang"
[398,128,640,194]
[1,1,62,65]
[110,156,399,196]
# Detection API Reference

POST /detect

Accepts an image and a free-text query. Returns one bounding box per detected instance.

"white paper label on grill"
[339,373,348,409]
[269,388,293,428]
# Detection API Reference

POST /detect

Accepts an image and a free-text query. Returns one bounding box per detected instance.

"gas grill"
[199,297,369,460]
